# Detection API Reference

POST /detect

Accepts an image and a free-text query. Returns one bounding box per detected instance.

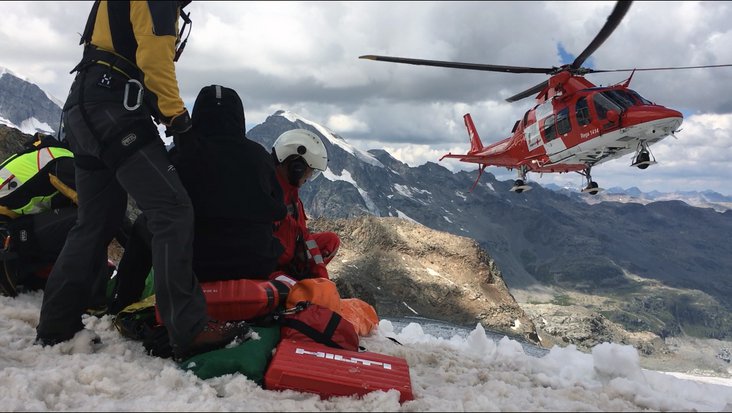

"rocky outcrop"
[522,303,668,355]
[0,124,31,159]
[309,216,540,344]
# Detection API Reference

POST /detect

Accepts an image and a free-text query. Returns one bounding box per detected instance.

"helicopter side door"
[539,104,568,157]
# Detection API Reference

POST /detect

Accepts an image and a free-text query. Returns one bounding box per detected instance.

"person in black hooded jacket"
[110,85,287,313]
[176,84,287,281]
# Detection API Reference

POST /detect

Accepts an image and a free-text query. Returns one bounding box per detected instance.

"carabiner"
[123,79,144,111]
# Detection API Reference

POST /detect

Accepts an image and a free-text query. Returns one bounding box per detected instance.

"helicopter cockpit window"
[542,114,557,142]
[604,90,634,109]
[627,89,653,105]
[575,97,591,126]
[512,120,520,133]
[556,107,571,135]
[592,93,622,119]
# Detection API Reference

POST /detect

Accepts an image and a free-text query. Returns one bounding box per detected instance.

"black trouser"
[36,66,208,349]
[7,207,108,304]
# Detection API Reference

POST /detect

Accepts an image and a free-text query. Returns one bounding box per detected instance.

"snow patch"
[19,117,55,135]
[322,168,379,215]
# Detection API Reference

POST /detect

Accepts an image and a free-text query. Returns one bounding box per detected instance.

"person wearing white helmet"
[271,129,340,281]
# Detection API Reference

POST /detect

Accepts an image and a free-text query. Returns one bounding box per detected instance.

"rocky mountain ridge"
[0,68,62,135]
[247,110,732,344]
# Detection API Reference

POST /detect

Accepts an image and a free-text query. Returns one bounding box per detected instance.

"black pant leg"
[37,165,127,341]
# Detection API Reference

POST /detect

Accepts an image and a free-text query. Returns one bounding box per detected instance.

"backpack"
[280,301,360,352]
[0,132,76,217]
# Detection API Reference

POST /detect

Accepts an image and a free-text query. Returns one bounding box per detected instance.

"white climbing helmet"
[272,129,328,179]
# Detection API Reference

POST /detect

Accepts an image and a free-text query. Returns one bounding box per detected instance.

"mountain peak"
[0,65,26,82]
[272,110,384,168]
[0,67,62,135]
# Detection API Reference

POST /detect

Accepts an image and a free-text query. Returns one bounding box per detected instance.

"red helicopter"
[360,1,732,194]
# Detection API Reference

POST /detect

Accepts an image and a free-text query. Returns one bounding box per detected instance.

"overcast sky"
[2,1,732,195]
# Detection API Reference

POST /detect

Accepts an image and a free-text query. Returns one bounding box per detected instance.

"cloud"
[2,1,732,195]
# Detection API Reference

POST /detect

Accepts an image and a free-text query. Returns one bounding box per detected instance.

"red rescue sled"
[264,339,414,403]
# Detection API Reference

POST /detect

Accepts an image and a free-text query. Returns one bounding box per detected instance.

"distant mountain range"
[3,71,731,339]
[247,110,732,340]
[0,66,62,135]
[545,183,732,213]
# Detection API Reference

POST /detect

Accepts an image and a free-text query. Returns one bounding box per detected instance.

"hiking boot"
[35,329,101,347]
[173,319,251,362]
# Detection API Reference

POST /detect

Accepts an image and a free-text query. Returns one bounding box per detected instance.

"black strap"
[282,313,344,349]
[264,285,275,311]
[322,312,342,341]
[107,1,138,64]
[79,0,101,45]
[387,336,403,346]
[270,279,290,309]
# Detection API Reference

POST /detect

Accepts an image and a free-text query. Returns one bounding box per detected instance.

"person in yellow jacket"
[36,0,249,361]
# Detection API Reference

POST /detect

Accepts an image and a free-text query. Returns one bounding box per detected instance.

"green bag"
[179,326,281,384]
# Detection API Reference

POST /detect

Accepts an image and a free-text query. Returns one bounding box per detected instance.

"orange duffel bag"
[340,298,379,336]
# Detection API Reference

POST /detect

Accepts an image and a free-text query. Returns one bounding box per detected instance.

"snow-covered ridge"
[322,167,380,215]
[278,110,384,168]
[0,65,26,82]
[0,66,63,135]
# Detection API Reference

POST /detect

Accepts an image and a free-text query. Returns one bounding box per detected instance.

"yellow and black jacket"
[78,0,186,123]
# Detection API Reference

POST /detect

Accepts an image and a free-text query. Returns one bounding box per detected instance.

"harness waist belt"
[72,45,143,82]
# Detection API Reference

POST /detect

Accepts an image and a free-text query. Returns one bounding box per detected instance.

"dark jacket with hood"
[173,84,287,281]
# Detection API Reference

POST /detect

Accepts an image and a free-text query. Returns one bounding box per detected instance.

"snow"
[18,117,55,135]
[321,168,380,215]
[2,291,732,411]
[393,183,432,199]
[0,65,25,81]
[0,115,19,130]
[277,110,384,168]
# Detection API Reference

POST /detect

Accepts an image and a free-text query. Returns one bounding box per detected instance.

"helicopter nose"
[623,105,683,132]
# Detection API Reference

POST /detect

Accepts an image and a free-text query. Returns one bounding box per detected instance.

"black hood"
[191,84,246,138]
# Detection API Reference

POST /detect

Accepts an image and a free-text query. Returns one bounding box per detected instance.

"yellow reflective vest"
[0,146,74,215]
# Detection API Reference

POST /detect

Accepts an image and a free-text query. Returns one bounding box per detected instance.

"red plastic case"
[264,339,414,403]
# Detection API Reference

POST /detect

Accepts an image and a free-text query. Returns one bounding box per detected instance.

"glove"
[166,110,195,151]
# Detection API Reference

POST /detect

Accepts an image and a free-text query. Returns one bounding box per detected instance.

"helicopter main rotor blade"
[506,80,549,103]
[585,63,732,73]
[359,55,554,74]
[571,1,633,70]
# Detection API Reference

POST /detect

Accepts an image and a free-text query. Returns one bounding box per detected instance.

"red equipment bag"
[156,278,290,324]
[280,302,360,352]
[264,339,414,403]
